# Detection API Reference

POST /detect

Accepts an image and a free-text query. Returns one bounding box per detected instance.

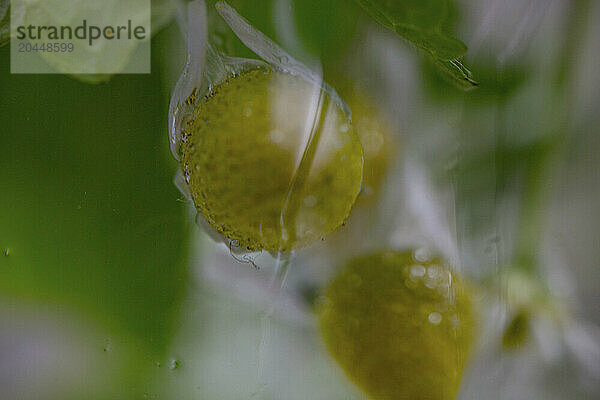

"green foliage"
[424,59,529,100]
[431,58,478,90]
[206,0,278,59]
[293,0,361,61]
[353,0,465,59]
[354,0,478,89]
[0,43,189,356]
[207,0,360,65]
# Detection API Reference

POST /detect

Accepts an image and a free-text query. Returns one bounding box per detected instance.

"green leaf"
[423,59,528,100]
[394,24,466,60]
[354,0,477,89]
[431,57,478,90]
[354,0,464,58]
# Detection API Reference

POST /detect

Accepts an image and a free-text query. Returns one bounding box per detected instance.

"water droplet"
[155,361,161,368]
[409,264,426,278]
[427,265,443,279]
[169,358,181,370]
[428,312,442,325]
[414,247,433,263]
[103,339,112,353]
[269,129,285,144]
[340,123,349,133]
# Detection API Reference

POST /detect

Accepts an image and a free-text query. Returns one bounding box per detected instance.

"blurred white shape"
[150,287,368,400]
[0,304,136,400]
[402,159,460,267]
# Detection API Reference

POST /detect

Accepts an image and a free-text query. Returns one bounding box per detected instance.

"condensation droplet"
[169,358,181,370]
[428,312,442,325]
[427,265,443,279]
[269,129,285,144]
[414,247,433,263]
[409,264,426,278]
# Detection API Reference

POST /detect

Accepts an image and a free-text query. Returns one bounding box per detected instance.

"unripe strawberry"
[318,250,475,400]
[180,68,364,252]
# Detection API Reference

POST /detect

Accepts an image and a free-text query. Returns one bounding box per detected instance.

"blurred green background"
[0,33,191,397]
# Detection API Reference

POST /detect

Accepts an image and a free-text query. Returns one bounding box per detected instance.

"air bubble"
[269,129,285,144]
[428,312,442,325]
[169,358,182,370]
[414,247,433,263]
[427,265,443,279]
[409,264,426,278]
